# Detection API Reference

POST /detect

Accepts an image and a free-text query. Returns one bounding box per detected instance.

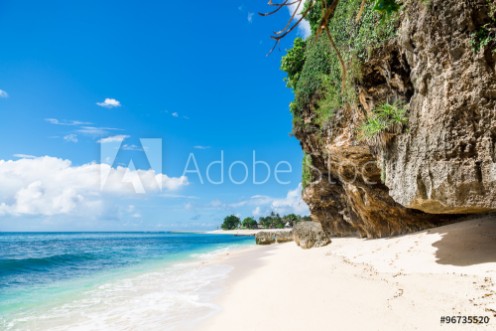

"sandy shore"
[206,228,292,236]
[197,216,496,331]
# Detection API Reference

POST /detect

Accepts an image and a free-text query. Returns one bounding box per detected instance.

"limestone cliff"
[285,0,496,238]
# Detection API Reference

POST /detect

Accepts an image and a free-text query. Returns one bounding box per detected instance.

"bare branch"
[324,25,347,92]
[271,1,316,54]
[274,0,303,35]
[258,0,303,17]
[263,0,316,55]
[355,0,368,22]
[258,0,290,17]
[315,0,340,41]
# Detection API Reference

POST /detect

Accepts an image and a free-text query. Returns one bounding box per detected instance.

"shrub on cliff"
[281,37,306,89]
[358,102,407,145]
[302,153,313,188]
[470,0,496,53]
[281,0,401,131]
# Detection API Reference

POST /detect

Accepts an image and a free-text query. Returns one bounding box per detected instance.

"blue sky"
[0,0,310,231]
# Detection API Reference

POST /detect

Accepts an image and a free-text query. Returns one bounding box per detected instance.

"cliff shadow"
[430,215,496,266]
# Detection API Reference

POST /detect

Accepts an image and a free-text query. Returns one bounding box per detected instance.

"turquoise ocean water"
[0,232,254,330]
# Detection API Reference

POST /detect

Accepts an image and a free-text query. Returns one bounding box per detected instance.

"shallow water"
[0,232,254,330]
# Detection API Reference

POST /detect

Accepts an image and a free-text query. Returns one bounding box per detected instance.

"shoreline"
[0,236,256,331]
[196,217,496,331]
[206,228,292,236]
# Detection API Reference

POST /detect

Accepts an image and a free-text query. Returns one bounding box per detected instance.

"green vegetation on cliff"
[280,0,403,188]
[302,153,313,188]
[470,0,496,53]
[280,37,307,89]
[358,102,407,141]
[282,0,401,130]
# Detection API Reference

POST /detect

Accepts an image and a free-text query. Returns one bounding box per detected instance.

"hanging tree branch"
[314,0,347,91]
[324,25,347,91]
[260,0,348,92]
[258,0,294,17]
[355,0,368,22]
[274,0,303,36]
[259,0,316,54]
[314,0,340,40]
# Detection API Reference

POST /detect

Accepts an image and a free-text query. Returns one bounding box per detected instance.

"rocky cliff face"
[290,0,496,238]
[386,0,496,214]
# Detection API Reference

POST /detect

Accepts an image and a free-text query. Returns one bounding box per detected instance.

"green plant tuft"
[302,153,313,189]
[373,0,401,16]
[359,102,408,140]
[471,24,496,53]
[470,0,496,53]
[380,167,386,183]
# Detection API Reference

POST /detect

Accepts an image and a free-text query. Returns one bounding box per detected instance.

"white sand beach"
[206,228,292,236]
[197,216,496,331]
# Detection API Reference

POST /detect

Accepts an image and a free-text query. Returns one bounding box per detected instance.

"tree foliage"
[282,213,301,227]
[281,37,307,89]
[219,213,310,230]
[270,0,401,131]
[259,212,285,229]
[221,215,241,230]
[372,0,400,16]
[242,217,258,229]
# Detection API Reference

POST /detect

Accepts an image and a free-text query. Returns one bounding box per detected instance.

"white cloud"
[126,204,141,219]
[46,118,91,126]
[97,98,121,109]
[288,1,311,38]
[248,12,254,23]
[0,89,9,98]
[165,111,189,120]
[193,145,211,150]
[160,193,199,199]
[210,185,309,216]
[46,119,118,142]
[122,144,143,151]
[98,135,129,144]
[236,185,309,215]
[13,154,36,159]
[63,134,78,143]
[210,199,223,208]
[0,156,188,217]
[77,126,120,137]
[269,184,309,214]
